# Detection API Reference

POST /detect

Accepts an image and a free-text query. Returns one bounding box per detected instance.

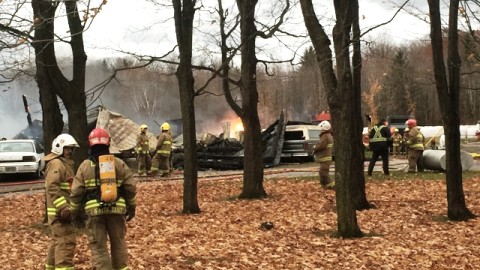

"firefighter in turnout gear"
[150,122,173,177]
[391,128,403,158]
[367,119,392,176]
[313,121,335,189]
[70,128,137,270]
[136,124,151,176]
[405,119,425,173]
[44,134,79,270]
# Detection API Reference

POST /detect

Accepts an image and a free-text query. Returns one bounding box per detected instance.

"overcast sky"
[70,0,435,60]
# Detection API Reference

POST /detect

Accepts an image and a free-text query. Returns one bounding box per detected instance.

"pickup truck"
[281,124,322,161]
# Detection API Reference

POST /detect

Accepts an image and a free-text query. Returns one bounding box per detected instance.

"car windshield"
[0,142,34,153]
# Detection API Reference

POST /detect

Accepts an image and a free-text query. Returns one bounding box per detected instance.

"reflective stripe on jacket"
[70,157,136,216]
[406,127,425,150]
[45,157,75,224]
[136,133,150,154]
[369,125,387,142]
[156,132,173,157]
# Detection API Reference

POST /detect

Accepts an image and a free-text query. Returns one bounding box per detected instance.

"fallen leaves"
[0,175,480,269]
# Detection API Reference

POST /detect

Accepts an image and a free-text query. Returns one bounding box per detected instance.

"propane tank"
[98,155,117,203]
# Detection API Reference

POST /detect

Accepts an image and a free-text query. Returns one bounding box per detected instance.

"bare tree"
[300,0,364,237]
[172,0,200,213]
[427,0,475,221]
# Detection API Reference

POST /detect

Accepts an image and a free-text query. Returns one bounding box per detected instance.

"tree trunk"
[351,0,373,210]
[173,0,200,214]
[300,0,363,238]
[31,1,64,153]
[236,0,267,199]
[428,0,474,220]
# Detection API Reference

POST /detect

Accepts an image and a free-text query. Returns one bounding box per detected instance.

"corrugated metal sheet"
[96,108,158,153]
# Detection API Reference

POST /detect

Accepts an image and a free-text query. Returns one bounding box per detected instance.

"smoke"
[0,78,42,139]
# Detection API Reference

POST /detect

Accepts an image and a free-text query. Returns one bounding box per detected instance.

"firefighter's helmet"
[51,134,79,155]
[394,128,399,133]
[88,128,110,147]
[318,121,331,132]
[140,124,148,132]
[406,119,417,128]
[161,122,170,131]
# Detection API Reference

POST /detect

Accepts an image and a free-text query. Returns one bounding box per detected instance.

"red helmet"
[406,119,417,128]
[88,128,110,146]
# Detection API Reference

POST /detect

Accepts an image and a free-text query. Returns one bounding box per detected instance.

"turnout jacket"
[156,132,173,157]
[45,157,75,224]
[136,132,150,154]
[70,157,136,216]
[406,127,425,150]
[313,131,334,163]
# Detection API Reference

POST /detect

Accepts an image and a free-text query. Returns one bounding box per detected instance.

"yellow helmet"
[161,122,170,131]
[140,124,148,131]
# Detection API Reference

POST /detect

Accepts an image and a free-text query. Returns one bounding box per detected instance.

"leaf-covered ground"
[1,173,480,269]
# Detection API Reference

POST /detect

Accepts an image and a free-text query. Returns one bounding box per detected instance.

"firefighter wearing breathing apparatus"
[70,128,137,270]
[136,124,151,176]
[149,122,173,177]
[44,134,79,270]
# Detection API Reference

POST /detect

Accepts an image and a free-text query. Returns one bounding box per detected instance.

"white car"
[0,139,45,178]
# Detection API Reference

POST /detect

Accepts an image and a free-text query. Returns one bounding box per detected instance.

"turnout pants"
[319,161,333,187]
[408,149,424,173]
[45,221,76,270]
[86,215,128,270]
[137,153,151,175]
[150,154,170,176]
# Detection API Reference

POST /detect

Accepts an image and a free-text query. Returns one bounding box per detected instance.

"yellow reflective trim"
[327,143,333,148]
[318,157,332,162]
[53,197,67,208]
[59,182,70,190]
[162,141,172,145]
[157,150,170,154]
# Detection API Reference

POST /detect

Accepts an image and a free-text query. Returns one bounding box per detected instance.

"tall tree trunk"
[31,1,63,153]
[236,0,267,199]
[351,0,373,210]
[300,0,363,238]
[428,0,474,220]
[173,0,200,213]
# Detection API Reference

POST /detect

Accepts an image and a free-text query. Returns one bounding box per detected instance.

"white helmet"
[318,121,331,132]
[51,134,79,155]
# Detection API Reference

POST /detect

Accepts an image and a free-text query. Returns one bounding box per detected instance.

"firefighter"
[150,122,173,177]
[313,121,335,189]
[405,119,425,173]
[367,119,391,176]
[44,134,79,270]
[136,124,151,176]
[391,128,403,158]
[70,128,137,270]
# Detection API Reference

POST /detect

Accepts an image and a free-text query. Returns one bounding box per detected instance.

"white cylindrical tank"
[422,149,474,171]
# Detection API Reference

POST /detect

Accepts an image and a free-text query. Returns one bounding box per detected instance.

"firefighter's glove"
[71,210,85,229]
[59,207,72,223]
[126,205,136,222]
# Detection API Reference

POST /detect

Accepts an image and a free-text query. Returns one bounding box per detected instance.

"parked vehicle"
[281,124,323,161]
[0,139,45,179]
[386,115,413,135]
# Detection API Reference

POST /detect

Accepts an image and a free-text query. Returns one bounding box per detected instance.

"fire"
[235,122,244,132]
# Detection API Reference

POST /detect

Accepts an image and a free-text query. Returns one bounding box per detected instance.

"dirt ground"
[1,169,480,269]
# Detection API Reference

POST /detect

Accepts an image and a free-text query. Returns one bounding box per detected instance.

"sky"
[70,0,435,60]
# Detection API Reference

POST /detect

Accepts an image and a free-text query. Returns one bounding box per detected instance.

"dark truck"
[386,115,413,135]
